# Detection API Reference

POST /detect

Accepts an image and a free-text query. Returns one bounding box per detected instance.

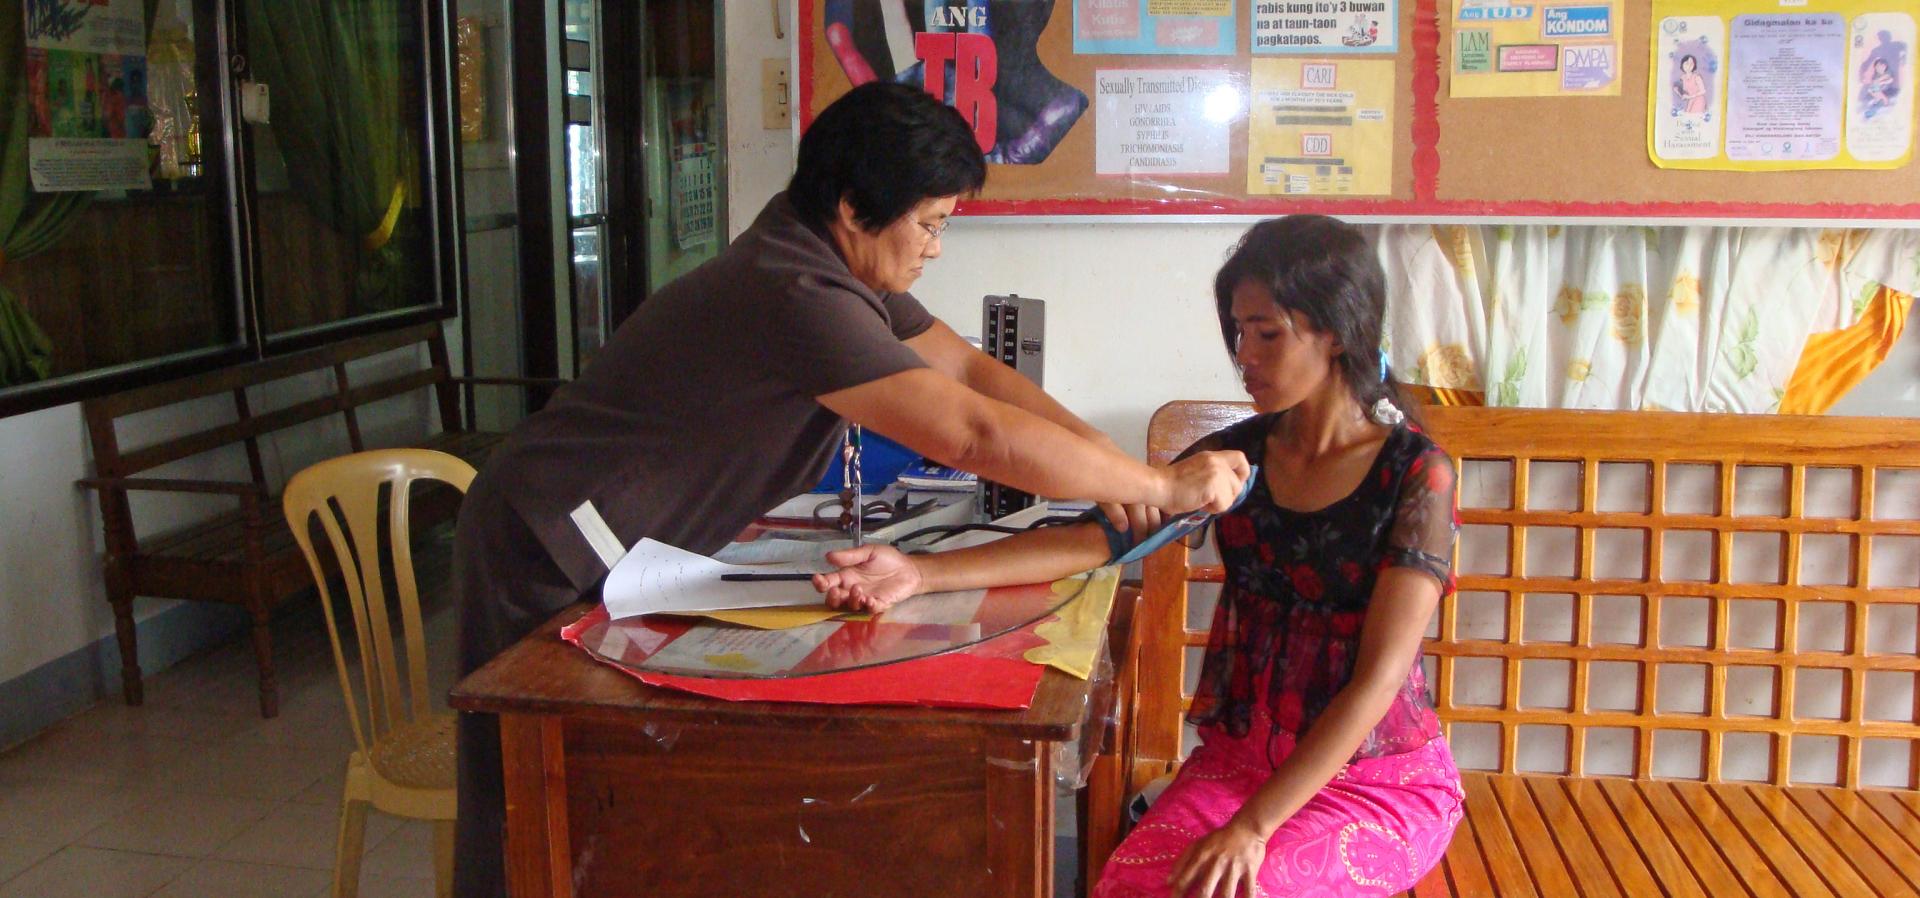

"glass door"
[562,0,608,370]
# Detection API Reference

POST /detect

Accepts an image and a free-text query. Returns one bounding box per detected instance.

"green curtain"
[0,0,165,387]
[0,4,91,386]
[243,0,417,311]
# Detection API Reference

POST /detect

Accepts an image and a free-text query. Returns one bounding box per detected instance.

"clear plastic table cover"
[571,575,1090,679]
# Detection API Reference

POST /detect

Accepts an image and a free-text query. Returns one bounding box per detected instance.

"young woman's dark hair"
[1213,215,1419,425]
[788,82,988,232]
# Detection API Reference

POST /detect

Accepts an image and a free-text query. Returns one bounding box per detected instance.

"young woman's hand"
[811,544,924,613]
[1167,818,1267,898]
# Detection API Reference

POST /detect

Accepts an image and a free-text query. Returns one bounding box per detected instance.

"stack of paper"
[602,538,827,620]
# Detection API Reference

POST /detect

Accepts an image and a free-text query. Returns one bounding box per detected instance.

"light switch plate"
[239,80,270,124]
[761,59,789,130]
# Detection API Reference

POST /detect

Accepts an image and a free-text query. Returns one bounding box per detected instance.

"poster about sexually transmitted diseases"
[823,0,1092,164]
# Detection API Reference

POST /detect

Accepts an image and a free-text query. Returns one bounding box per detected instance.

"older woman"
[451,82,1249,896]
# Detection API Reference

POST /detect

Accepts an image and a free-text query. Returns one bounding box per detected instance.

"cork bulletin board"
[797,0,1920,222]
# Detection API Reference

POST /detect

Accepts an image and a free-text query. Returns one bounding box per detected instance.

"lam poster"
[1449,0,1624,98]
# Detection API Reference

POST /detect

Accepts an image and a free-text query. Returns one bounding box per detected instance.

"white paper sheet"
[602,538,827,619]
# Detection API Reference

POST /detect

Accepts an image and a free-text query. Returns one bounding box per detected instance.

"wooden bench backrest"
[1134,400,1920,792]
[81,322,459,480]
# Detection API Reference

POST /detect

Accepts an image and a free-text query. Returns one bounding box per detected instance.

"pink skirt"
[1093,725,1464,898]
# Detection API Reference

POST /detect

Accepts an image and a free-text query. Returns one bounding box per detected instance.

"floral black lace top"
[1182,413,1458,761]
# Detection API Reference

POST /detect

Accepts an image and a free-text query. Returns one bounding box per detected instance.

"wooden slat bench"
[1085,401,1920,897]
[78,321,555,717]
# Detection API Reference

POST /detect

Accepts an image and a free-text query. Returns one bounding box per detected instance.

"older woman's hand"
[1161,449,1252,515]
[812,544,925,613]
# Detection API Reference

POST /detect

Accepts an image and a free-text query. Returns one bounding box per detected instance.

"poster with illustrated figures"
[800,0,1917,218]
[1650,0,1915,170]
[22,0,153,192]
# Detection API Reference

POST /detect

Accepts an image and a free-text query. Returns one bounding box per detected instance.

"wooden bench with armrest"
[1084,401,1920,897]
[78,321,558,717]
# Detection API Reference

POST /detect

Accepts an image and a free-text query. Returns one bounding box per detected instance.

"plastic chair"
[282,449,475,898]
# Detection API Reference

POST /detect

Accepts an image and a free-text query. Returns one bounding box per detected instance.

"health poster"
[821,1,1091,165]
[1450,1,1624,98]
[1247,58,1393,195]
[1846,11,1915,163]
[1649,1,1913,171]
[23,0,153,192]
[1093,69,1235,175]
[1074,0,1236,55]
[1651,16,1727,160]
[1253,0,1399,55]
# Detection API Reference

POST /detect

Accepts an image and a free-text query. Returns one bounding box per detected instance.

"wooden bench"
[79,321,553,717]
[1085,401,1920,897]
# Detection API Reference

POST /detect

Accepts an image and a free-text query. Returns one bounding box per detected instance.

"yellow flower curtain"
[1375,225,1920,414]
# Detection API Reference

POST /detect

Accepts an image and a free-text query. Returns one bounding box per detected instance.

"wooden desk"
[450,599,1130,898]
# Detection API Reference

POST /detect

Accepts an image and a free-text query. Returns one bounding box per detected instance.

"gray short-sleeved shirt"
[477,192,935,593]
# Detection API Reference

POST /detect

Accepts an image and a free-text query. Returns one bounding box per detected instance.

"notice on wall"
[1075,0,1236,55]
[1247,58,1393,195]
[1652,16,1727,161]
[1450,0,1624,98]
[23,0,152,192]
[1094,69,1235,175]
[670,144,716,250]
[1649,2,1912,171]
[1727,13,1848,162]
[1253,1,1399,55]
[1845,12,1916,163]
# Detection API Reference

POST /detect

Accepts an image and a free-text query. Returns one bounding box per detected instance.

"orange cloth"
[1780,284,1914,415]
[1406,384,1485,407]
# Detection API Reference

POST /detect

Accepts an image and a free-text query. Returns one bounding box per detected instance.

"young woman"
[813,216,1464,897]
[1676,55,1708,116]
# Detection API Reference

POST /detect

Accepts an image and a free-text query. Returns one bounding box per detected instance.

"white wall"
[0,354,435,687]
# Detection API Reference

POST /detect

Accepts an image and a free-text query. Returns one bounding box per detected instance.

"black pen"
[719,572,818,582]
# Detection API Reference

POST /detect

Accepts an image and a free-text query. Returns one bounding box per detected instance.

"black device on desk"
[980,294,1044,518]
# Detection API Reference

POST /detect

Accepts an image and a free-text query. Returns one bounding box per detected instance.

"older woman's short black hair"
[789,82,987,232]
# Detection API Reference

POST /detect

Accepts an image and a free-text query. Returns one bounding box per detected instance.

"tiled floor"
[1,526,1089,897]
[0,530,460,898]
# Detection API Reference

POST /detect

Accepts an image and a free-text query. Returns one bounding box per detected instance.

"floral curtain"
[1376,225,1920,414]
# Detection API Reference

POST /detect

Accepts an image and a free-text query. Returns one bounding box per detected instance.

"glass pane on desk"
[571,575,1091,679]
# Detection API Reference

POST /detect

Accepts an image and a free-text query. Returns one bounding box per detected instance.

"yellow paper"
[1449,1,1624,98]
[1649,0,1916,171]
[1248,58,1395,196]
[672,606,867,630]
[1024,567,1121,680]
[1147,0,1231,16]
